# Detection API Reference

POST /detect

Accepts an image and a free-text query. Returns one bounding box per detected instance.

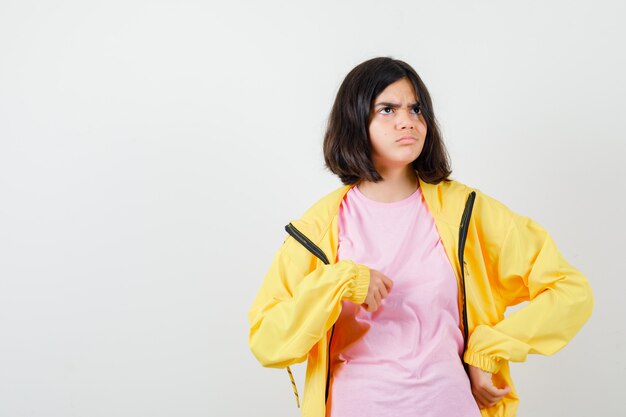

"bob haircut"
[323,57,452,185]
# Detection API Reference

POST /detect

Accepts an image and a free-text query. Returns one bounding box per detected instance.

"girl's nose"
[396,110,416,129]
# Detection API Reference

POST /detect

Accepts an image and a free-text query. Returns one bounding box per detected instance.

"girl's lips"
[396,137,417,143]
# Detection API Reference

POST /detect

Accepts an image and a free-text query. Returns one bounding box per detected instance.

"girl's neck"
[356,166,419,203]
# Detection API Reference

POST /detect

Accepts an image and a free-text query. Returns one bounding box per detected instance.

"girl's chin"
[373,150,423,167]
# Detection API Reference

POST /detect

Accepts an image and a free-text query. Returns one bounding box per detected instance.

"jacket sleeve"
[247,236,371,368]
[463,210,595,374]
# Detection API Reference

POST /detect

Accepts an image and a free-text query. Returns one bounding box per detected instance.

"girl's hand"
[468,365,511,409]
[361,269,393,312]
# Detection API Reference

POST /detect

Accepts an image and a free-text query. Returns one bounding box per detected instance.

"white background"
[0,1,624,416]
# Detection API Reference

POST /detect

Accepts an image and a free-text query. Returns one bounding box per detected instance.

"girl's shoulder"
[428,178,522,235]
[282,183,353,245]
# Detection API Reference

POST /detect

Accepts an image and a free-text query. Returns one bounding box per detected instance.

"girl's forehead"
[372,82,418,106]
[377,78,416,97]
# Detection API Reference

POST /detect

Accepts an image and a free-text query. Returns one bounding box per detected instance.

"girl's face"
[367,77,427,173]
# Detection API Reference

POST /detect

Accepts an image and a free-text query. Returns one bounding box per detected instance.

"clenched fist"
[361,268,394,312]
[468,365,511,409]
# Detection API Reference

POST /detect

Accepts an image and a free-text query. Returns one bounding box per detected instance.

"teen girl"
[247,57,594,417]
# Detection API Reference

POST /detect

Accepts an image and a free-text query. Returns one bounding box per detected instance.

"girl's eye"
[378,106,421,115]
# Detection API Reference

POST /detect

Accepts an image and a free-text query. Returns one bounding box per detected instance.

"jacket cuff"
[345,262,370,304]
[463,350,502,374]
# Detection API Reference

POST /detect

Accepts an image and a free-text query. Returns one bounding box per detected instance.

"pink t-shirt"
[326,184,481,417]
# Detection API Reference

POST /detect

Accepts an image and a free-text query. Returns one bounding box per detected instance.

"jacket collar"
[299,174,450,229]
[290,175,470,265]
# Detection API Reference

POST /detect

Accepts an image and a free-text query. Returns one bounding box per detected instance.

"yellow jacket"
[247,177,594,417]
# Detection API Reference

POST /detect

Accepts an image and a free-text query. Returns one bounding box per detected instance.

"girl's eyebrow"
[374,101,420,108]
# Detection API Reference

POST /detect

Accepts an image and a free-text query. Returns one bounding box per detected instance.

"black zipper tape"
[284,223,335,402]
[458,191,476,376]
[285,223,330,265]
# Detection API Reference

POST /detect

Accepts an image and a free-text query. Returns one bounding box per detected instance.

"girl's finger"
[474,385,503,407]
[472,392,486,409]
[475,393,495,409]
[479,389,501,403]
[383,276,394,291]
[379,285,388,299]
[472,389,490,408]
[483,385,511,400]
[373,290,381,307]
[478,385,508,405]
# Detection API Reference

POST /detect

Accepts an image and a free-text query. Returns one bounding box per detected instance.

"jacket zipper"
[283,190,477,405]
[284,222,335,403]
[458,191,476,376]
[285,223,330,264]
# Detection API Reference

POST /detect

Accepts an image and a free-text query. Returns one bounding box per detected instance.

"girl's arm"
[463,204,594,373]
[247,237,370,368]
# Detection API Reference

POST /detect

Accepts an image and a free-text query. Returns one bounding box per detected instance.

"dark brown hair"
[323,57,452,185]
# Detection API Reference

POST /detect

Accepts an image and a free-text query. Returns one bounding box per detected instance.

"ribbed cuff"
[463,350,502,374]
[345,262,370,304]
